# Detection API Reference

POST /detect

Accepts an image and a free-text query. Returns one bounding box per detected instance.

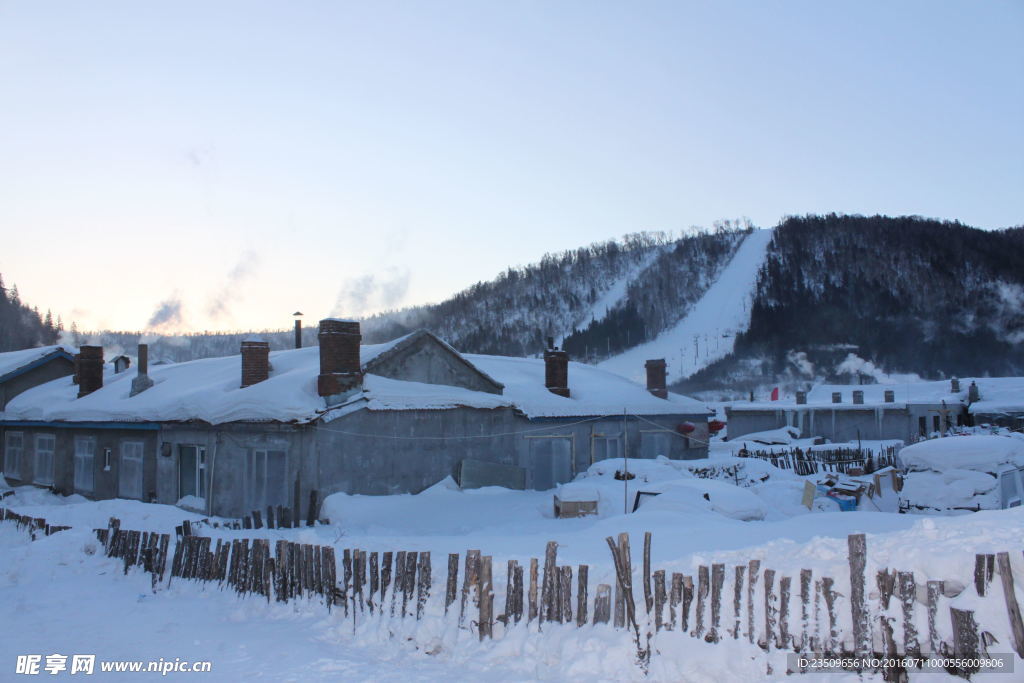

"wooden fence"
[3,508,1022,678]
[738,445,900,476]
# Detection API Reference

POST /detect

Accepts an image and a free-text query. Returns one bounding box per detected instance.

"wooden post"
[417,551,431,620]
[528,558,539,624]
[693,565,709,639]
[306,489,319,526]
[877,568,896,610]
[732,565,745,639]
[392,550,406,617]
[479,555,493,640]
[653,570,666,632]
[513,563,524,623]
[615,533,638,631]
[267,505,275,529]
[323,547,337,608]
[669,572,682,632]
[926,580,942,655]
[709,563,724,642]
[460,549,480,627]
[445,553,459,614]
[541,541,558,623]
[822,577,838,654]
[342,548,353,615]
[594,583,612,624]
[950,608,980,675]
[402,551,416,618]
[369,552,379,614]
[577,565,589,627]
[762,568,776,651]
[381,551,393,609]
[560,566,572,624]
[681,575,693,633]
[995,552,1024,658]
[747,559,760,644]
[848,534,870,659]
[799,569,811,651]
[779,576,792,650]
[642,531,653,614]
[898,571,920,656]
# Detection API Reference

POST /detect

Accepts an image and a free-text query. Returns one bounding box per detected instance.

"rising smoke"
[332,268,410,319]
[207,250,260,321]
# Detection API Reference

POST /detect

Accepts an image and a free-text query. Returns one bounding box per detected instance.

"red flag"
[770,387,779,401]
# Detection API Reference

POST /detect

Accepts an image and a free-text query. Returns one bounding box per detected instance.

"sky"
[1,0,1021,333]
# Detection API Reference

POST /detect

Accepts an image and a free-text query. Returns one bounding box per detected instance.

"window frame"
[74,436,96,494]
[178,444,207,501]
[34,433,55,486]
[119,440,145,500]
[4,431,24,478]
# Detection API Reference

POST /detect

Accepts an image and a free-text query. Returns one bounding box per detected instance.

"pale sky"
[1,1,1021,333]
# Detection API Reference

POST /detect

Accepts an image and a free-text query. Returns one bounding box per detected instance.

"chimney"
[951,377,960,393]
[968,381,980,403]
[77,346,104,397]
[130,344,155,396]
[547,336,555,350]
[644,359,668,399]
[796,391,807,405]
[852,390,864,405]
[884,389,895,403]
[241,339,270,387]
[318,319,363,398]
[294,319,302,349]
[832,392,842,404]
[544,348,570,398]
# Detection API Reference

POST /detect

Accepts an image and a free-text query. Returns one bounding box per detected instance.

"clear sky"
[1,1,1021,333]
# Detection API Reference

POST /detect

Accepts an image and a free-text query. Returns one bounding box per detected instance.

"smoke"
[835,353,921,384]
[332,268,410,318]
[147,296,184,330]
[206,250,260,321]
[786,350,815,377]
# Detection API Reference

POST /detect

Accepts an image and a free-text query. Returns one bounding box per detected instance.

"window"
[178,445,207,501]
[34,434,55,486]
[74,437,96,493]
[932,415,940,433]
[641,431,672,459]
[4,432,23,478]
[918,416,927,436]
[119,441,144,500]
[592,434,622,463]
[246,449,288,510]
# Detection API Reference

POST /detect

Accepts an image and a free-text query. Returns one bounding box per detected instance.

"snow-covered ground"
[4,444,1023,682]
[599,229,774,384]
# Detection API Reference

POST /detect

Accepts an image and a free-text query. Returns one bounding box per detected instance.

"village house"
[0,321,711,518]
[724,377,1023,444]
[0,345,75,410]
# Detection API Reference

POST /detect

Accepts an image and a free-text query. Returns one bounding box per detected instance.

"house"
[0,345,76,411]
[0,320,711,518]
[724,380,969,445]
[965,377,1024,429]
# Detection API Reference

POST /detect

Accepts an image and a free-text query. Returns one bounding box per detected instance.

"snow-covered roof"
[967,377,1024,415]
[2,332,710,425]
[899,435,1024,472]
[0,345,75,383]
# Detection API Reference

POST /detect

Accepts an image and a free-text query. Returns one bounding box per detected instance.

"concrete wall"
[0,356,75,409]
[0,424,159,499]
[368,334,502,394]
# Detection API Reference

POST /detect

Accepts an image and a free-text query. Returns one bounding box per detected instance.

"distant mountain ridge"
[73,214,1023,398]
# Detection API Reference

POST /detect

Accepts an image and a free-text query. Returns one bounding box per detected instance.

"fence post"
[995,552,1024,658]
[479,555,493,640]
[445,553,459,614]
[848,534,870,659]
[577,565,589,627]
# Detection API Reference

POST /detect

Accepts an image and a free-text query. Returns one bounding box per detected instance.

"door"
[528,437,572,490]
[246,449,288,511]
[119,441,144,500]
[74,437,95,493]
[178,445,207,502]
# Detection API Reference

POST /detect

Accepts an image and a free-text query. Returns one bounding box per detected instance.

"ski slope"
[598,228,774,384]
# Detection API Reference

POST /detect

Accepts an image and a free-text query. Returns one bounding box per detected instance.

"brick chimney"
[240,339,270,387]
[645,359,667,399]
[832,392,842,404]
[318,319,363,398]
[130,344,155,397]
[951,377,960,393]
[796,391,807,405]
[77,346,104,397]
[968,381,980,403]
[544,348,570,398]
[884,389,895,403]
[852,390,864,405]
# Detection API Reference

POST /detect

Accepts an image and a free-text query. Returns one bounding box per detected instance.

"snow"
[3,452,1024,681]
[598,229,774,384]
[0,345,73,380]
[2,333,709,426]
[899,434,1024,472]
[968,376,1024,415]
